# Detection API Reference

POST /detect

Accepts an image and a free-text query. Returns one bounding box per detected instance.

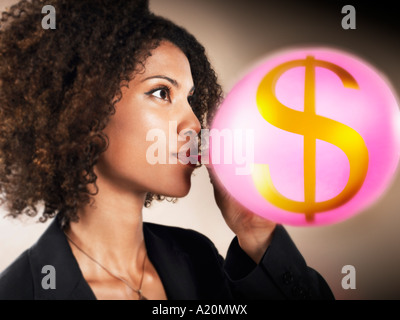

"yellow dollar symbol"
[252,56,369,222]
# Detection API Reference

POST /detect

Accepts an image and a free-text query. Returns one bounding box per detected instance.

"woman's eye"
[187,95,194,106]
[151,88,170,101]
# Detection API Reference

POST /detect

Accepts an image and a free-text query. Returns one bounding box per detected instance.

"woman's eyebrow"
[141,75,179,88]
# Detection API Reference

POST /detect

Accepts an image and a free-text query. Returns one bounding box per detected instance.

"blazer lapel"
[143,223,199,300]
[28,217,96,300]
[28,217,198,299]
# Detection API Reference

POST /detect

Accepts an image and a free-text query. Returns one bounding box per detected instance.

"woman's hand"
[205,164,276,264]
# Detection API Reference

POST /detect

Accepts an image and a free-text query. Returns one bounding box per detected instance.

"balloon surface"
[209,47,400,226]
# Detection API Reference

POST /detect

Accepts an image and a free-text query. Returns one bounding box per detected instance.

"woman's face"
[96,41,202,198]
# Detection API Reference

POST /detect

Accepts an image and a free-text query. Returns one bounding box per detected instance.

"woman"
[0,0,334,300]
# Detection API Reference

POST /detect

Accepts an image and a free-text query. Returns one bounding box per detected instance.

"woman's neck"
[65,170,148,274]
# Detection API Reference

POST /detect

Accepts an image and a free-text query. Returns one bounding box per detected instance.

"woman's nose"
[177,101,202,137]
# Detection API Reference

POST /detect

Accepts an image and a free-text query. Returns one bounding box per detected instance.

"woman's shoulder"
[143,222,221,262]
[0,249,34,300]
[143,222,229,298]
[144,222,217,250]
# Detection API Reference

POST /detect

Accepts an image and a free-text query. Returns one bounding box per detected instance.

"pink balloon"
[209,47,400,226]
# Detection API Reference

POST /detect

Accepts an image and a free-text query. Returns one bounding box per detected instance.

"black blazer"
[0,216,334,300]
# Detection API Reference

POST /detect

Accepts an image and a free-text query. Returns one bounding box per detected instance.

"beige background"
[1,0,399,299]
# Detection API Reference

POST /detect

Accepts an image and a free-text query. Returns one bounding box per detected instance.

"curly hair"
[0,0,222,226]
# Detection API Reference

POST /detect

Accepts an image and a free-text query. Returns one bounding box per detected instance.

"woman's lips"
[179,153,199,165]
[171,152,200,165]
[170,152,211,166]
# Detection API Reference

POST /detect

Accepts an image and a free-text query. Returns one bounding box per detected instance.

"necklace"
[64,232,148,300]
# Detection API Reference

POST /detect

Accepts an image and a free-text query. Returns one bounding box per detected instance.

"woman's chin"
[158,183,191,199]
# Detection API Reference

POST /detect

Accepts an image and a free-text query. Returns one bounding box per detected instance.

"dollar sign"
[252,56,369,222]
